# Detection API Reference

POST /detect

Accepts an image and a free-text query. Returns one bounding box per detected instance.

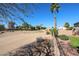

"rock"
[9,38,54,56]
[72,27,79,35]
[36,37,44,43]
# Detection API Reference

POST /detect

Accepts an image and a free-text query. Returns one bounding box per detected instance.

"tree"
[41,26,46,29]
[50,4,60,55]
[50,3,60,28]
[64,22,70,28]
[8,21,15,31]
[21,22,30,30]
[0,24,5,31]
[16,26,21,30]
[74,22,79,27]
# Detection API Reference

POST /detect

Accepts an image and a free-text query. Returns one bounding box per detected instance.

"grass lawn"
[70,36,79,48]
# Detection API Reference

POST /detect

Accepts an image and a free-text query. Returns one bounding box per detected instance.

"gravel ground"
[0,30,46,55]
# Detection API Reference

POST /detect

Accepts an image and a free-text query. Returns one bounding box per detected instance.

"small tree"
[21,23,28,30]
[64,22,70,28]
[0,24,5,31]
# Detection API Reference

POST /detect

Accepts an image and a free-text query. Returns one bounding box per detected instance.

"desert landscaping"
[0,29,79,56]
[0,3,79,56]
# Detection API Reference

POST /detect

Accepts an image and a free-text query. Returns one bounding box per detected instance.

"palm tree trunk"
[53,10,56,29]
[54,16,56,28]
[53,11,60,56]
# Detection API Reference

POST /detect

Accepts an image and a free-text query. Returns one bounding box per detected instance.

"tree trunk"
[54,16,56,28]
[53,9,60,56]
[53,9,57,29]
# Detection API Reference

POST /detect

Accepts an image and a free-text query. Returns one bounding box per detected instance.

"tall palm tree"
[50,3,60,28]
[50,3,60,56]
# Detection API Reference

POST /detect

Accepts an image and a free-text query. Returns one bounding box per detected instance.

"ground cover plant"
[70,36,79,48]
[59,35,69,40]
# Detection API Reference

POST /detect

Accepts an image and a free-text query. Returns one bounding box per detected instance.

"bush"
[50,28,58,37]
[46,29,51,35]
[70,36,79,48]
[31,26,36,30]
[46,31,50,35]
[41,27,46,29]
[59,35,69,40]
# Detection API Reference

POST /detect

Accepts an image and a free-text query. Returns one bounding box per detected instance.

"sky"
[1,3,79,28]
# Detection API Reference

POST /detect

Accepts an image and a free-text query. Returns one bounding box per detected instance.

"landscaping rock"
[9,38,54,56]
[72,27,79,35]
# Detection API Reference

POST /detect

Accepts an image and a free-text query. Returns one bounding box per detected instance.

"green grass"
[70,36,79,48]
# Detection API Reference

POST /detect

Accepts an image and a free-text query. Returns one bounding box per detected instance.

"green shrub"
[59,35,69,40]
[46,31,50,35]
[50,28,58,37]
[31,26,36,30]
[70,36,79,48]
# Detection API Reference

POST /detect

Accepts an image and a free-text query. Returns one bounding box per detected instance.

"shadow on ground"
[8,37,54,56]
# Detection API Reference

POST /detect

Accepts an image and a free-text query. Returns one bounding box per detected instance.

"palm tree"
[50,3,60,55]
[50,3,60,28]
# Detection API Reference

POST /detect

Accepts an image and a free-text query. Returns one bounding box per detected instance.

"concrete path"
[0,31,46,55]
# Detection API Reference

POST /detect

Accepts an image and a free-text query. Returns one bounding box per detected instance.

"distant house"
[58,26,67,30]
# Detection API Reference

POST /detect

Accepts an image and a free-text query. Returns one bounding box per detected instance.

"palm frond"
[50,3,60,13]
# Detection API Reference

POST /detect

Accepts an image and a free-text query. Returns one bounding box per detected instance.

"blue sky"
[27,3,79,28]
[2,3,79,28]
